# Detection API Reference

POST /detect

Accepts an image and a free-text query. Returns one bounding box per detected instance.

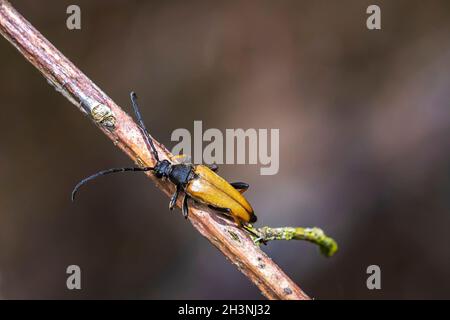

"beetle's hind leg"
[207,204,230,214]
[207,205,243,227]
[232,216,243,227]
[230,182,249,193]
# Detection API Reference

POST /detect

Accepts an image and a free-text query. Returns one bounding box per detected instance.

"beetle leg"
[207,205,233,220]
[207,205,230,213]
[207,205,243,227]
[232,216,243,227]
[230,182,249,193]
[169,185,181,210]
[206,163,219,172]
[172,154,191,164]
[182,195,189,219]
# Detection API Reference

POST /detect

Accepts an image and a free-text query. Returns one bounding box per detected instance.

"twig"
[245,225,338,257]
[0,0,311,299]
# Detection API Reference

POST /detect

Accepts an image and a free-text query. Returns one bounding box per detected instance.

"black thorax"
[154,160,195,186]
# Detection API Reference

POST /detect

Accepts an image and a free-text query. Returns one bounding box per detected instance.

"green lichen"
[244,225,338,258]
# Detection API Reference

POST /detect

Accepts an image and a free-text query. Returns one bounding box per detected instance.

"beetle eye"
[154,171,163,178]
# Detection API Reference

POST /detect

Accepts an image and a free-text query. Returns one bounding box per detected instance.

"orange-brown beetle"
[72,92,257,226]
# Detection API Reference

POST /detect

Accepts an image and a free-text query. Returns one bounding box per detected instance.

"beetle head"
[153,159,172,178]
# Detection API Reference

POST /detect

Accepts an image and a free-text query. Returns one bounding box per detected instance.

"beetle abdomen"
[186,165,256,224]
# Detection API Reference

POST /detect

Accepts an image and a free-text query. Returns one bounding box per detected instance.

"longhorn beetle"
[72,92,257,226]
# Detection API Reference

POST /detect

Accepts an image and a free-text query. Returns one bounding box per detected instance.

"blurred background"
[0,0,449,299]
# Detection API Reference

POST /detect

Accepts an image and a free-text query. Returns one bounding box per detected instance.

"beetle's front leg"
[172,154,190,164]
[169,185,181,210]
[206,163,219,172]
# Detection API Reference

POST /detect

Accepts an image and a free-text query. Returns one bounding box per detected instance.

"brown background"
[0,0,449,299]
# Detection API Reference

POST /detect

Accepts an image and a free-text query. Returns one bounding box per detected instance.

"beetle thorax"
[168,164,195,186]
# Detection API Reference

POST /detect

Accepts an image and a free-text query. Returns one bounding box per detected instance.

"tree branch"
[0,0,310,299]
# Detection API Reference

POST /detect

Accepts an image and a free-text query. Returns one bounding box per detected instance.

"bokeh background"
[0,0,449,299]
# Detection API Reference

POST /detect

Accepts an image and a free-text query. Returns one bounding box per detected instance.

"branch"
[0,0,311,300]
[246,225,338,257]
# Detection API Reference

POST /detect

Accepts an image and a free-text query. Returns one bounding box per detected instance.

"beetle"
[71,92,257,226]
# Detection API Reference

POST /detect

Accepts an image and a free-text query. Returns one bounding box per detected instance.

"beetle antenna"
[130,92,160,163]
[71,166,154,201]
